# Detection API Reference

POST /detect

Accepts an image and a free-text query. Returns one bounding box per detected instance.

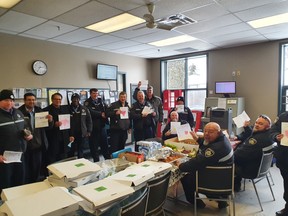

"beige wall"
[0,32,283,122]
[0,33,149,104]
[150,41,281,122]
[208,41,279,122]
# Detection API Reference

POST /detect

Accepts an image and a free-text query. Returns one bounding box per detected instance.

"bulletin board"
[47,88,119,106]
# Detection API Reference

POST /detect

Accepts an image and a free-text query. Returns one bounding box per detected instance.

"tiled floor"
[163,165,285,216]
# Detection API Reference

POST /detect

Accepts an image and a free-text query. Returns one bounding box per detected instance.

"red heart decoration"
[185,131,188,135]
[121,111,126,116]
[285,130,288,137]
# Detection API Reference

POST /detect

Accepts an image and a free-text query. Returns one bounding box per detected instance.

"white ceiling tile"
[215,0,284,12]
[98,40,141,50]
[76,35,122,47]
[53,1,122,27]
[1,0,288,58]
[0,11,46,33]
[13,0,90,19]
[52,29,102,43]
[235,1,288,21]
[177,14,242,35]
[192,23,252,39]
[183,3,229,22]
[131,30,182,43]
[22,21,78,38]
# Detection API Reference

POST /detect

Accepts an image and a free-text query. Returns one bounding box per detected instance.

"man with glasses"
[233,114,274,192]
[270,112,288,216]
[43,93,74,165]
[18,92,53,183]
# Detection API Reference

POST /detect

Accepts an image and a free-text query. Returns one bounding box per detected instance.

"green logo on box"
[142,164,150,167]
[95,186,107,192]
[75,163,85,167]
[126,174,136,177]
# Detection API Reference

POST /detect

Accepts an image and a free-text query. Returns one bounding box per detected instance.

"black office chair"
[120,187,149,216]
[194,165,235,216]
[242,152,275,211]
[146,171,171,216]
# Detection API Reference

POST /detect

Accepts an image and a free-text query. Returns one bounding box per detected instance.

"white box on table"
[47,158,101,181]
[0,181,52,201]
[127,161,172,176]
[72,178,134,211]
[107,167,154,187]
[0,187,82,216]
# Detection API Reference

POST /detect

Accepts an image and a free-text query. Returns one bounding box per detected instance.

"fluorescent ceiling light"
[149,35,197,47]
[248,12,288,28]
[0,0,21,8]
[86,13,145,33]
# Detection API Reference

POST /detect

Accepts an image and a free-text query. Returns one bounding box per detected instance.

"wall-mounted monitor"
[96,63,118,80]
[215,81,236,97]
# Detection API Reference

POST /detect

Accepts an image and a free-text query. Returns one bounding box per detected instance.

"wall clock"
[32,60,47,75]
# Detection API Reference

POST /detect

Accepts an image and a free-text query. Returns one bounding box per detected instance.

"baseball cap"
[176,96,184,102]
[0,89,14,101]
[71,93,80,100]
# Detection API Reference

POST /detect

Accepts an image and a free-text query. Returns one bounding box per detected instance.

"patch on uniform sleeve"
[205,148,215,158]
[248,138,257,145]
[84,101,89,106]
[273,117,279,123]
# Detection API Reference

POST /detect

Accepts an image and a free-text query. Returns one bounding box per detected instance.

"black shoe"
[196,199,206,209]
[218,201,229,209]
[276,208,288,216]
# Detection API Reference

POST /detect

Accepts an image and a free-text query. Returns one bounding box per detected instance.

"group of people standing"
[0,82,172,193]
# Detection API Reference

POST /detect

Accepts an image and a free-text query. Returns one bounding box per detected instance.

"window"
[161,54,207,111]
[280,43,288,113]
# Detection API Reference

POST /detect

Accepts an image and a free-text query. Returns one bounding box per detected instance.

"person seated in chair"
[162,111,188,142]
[233,114,274,192]
[175,122,234,209]
[169,96,194,128]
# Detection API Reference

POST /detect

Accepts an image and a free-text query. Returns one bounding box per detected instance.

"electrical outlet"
[237,70,240,76]
[232,71,236,76]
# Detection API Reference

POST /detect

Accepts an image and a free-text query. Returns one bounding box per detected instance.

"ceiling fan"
[142,3,196,31]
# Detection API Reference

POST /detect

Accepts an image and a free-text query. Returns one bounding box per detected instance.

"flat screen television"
[215,81,236,97]
[96,63,118,80]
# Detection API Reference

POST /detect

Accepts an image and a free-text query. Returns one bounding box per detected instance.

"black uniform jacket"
[0,108,27,154]
[130,100,155,130]
[84,97,108,130]
[106,100,131,131]
[234,126,274,178]
[18,105,52,150]
[270,111,288,170]
[179,133,233,173]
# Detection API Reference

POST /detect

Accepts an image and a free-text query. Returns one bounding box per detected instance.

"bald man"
[176,122,234,209]
[234,114,274,192]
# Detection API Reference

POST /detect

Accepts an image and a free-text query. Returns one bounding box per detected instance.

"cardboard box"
[48,172,99,188]
[47,158,102,181]
[119,152,145,163]
[0,187,82,216]
[107,166,154,187]
[164,137,199,152]
[72,178,134,211]
[1,181,52,201]
[127,161,172,176]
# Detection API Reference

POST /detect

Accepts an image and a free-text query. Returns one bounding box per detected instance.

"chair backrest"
[146,171,171,216]
[257,152,274,178]
[120,187,149,216]
[111,147,132,159]
[196,165,234,196]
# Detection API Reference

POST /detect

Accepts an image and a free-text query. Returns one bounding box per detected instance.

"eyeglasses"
[258,114,271,125]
